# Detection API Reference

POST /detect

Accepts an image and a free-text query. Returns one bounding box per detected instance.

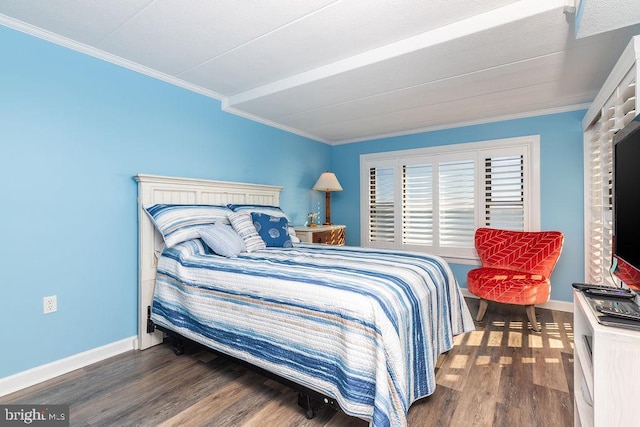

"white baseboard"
[0,336,138,398]
[461,289,574,313]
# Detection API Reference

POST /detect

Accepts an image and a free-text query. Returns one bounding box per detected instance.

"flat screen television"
[612,115,640,290]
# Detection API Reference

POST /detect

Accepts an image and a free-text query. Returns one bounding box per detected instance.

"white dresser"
[573,290,640,426]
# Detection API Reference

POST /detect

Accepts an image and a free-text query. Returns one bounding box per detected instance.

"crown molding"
[331,103,591,145]
[221,102,329,143]
[0,14,225,101]
[0,14,332,145]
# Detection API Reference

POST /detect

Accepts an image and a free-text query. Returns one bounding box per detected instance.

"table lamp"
[313,172,343,225]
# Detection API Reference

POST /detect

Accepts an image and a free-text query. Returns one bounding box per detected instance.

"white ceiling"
[576,0,640,39]
[1,0,640,144]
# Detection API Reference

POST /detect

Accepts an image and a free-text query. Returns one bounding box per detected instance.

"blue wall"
[0,26,330,378]
[331,111,585,303]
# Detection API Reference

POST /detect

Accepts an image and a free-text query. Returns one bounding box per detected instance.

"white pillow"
[228,212,266,252]
[199,222,245,257]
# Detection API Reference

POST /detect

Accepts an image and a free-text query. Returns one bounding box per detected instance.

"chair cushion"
[467,267,550,305]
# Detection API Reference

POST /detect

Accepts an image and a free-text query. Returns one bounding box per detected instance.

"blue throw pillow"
[199,222,245,257]
[251,212,292,248]
[227,204,299,241]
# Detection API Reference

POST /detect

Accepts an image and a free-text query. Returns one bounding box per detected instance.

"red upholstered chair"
[467,227,564,331]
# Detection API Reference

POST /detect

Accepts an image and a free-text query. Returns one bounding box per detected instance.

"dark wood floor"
[1,299,574,426]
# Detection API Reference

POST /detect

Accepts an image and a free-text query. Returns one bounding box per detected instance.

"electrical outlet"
[43,295,57,314]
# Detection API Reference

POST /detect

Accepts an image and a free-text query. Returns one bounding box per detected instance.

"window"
[484,155,525,230]
[402,163,433,246]
[368,164,395,243]
[360,136,540,264]
[438,157,475,250]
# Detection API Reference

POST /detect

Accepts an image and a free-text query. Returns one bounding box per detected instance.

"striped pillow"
[144,204,232,248]
[199,222,245,257]
[228,212,266,252]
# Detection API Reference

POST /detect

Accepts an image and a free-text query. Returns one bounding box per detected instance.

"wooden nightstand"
[294,225,346,245]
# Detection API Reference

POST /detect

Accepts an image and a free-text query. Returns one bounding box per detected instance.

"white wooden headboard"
[134,174,283,350]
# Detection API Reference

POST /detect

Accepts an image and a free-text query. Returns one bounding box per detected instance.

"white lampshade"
[312,172,343,192]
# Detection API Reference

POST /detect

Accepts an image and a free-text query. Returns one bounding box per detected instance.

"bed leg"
[146,306,155,333]
[297,392,316,419]
[172,338,185,356]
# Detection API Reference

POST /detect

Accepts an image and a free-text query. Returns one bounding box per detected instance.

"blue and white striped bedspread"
[151,240,474,427]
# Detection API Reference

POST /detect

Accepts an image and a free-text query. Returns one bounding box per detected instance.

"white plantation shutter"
[483,154,525,231]
[438,159,475,248]
[402,163,433,246]
[361,136,539,262]
[368,165,395,243]
[585,74,637,286]
[585,114,612,285]
[621,82,637,127]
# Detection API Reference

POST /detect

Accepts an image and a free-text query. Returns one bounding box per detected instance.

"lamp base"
[324,191,332,226]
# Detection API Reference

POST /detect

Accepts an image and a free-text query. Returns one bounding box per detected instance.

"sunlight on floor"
[451,355,469,369]
[508,331,522,347]
[444,374,461,382]
[499,356,513,365]
[464,331,484,346]
[529,333,543,348]
[453,305,574,362]
[475,355,491,365]
[488,331,503,346]
[439,303,574,404]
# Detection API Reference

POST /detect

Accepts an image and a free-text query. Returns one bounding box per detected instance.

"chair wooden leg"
[476,299,488,321]
[526,305,539,332]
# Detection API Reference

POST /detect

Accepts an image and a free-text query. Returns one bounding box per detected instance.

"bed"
[135,174,474,427]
